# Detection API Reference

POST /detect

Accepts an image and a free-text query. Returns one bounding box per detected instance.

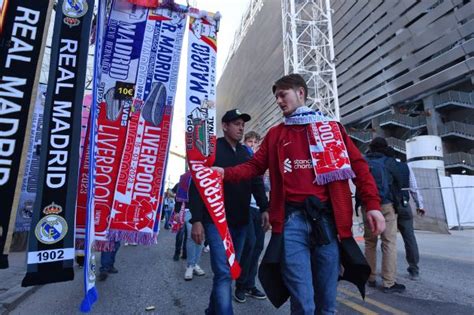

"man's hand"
[261,211,271,232]
[416,208,425,216]
[212,167,224,178]
[191,222,205,245]
[366,210,385,235]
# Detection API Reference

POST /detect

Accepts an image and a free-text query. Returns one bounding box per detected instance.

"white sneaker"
[184,266,194,281]
[193,265,205,276]
[203,245,210,253]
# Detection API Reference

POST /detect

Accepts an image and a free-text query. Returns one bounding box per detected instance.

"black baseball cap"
[221,109,251,123]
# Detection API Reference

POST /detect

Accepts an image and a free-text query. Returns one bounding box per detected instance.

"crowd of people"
[96,74,426,315]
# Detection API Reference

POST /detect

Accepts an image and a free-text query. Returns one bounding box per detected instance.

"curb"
[0,284,42,315]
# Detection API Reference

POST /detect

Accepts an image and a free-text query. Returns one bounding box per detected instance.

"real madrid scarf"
[14,84,47,233]
[22,0,93,286]
[0,0,53,269]
[284,106,355,185]
[185,10,241,280]
[107,0,186,245]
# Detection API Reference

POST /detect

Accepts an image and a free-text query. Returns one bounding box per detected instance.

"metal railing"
[439,121,474,140]
[347,130,372,143]
[386,137,406,153]
[434,91,474,109]
[379,112,427,129]
[444,152,474,170]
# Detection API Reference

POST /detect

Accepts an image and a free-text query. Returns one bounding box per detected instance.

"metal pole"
[325,0,339,121]
[450,176,463,231]
[289,0,299,72]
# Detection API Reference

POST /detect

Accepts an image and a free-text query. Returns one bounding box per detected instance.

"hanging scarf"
[107,0,186,245]
[0,0,53,269]
[185,9,240,280]
[22,0,94,286]
[176,171,192,202]
[79,0,108,311]
[285,106,355,185]
[14,84,47,233]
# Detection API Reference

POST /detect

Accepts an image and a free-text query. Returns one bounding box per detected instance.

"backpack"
[366,156,392,204]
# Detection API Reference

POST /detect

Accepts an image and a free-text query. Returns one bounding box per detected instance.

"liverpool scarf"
[22,0,93,286]
[0,0,53,269]
[185,9,241,280]
[78,0,150,251]
[80,0,106,311]
[107,0,186,245]
[284,106,355,185]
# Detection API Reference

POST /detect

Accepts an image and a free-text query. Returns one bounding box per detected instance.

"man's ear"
[222,122,228,132]
[298,87,306,101]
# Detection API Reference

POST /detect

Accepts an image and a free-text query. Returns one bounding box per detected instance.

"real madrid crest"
[62,0,89,27]
[35,202,68,245]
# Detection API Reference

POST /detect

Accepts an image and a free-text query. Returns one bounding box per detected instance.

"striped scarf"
[285,106,355,185]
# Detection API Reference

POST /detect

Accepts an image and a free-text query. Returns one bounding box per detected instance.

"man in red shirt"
[214,74,385,314]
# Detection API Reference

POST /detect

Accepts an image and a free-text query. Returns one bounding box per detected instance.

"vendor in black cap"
[188,109,269,315]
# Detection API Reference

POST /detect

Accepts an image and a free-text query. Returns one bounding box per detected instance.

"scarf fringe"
[94,240,117,252]
[107,230,157,245]
[75,239,85,250]
[80,287,98,313]
[315,168,356,185]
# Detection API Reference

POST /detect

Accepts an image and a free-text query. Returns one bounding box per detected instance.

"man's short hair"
[244,131,261,142]
[369,137,388,153]
[272,73,308,101]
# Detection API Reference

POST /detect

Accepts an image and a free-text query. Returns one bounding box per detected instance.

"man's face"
[244,137,259,151]
[223,118,245,142]
[274,87,305,117]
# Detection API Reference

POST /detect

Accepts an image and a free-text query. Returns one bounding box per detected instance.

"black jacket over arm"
[189,137,269,227]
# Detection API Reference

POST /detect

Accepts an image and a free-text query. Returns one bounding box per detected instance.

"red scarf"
[284,106,355,185]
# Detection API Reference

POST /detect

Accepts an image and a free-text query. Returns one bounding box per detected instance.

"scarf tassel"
[315,168,356,186]
[107,230,157,246]
[80,287,98,313]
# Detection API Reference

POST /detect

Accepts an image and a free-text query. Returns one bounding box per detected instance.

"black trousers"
[397,204,419,274]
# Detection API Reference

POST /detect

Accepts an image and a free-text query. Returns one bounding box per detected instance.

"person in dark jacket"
[385,147,426,280]
[364,138,405,293]
[234,131,267,303]
[189,109,269,315]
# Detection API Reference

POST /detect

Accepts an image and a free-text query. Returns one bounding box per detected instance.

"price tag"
[114,81,135,100]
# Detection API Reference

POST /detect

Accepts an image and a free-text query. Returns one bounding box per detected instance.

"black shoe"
[383,283,406,293]
[98,271,108,281]
[233,288,246,303]
[367,280,376,288]
[108,266,119,274]
[173,254,179,261]
[409,272,419,280]
[245,287,266,300]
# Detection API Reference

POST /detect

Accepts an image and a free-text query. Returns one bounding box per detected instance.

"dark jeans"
[164,208,172,229]
[236,207,265,290]
[174,224,187,258]
[397,204,419,274]
[204,223,247,315]
[100,241,121,272]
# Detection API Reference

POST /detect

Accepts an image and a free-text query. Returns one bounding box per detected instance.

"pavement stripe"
[337,297,378,315]
[339,287,409,315]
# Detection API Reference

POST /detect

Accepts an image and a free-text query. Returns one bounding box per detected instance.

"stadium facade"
[216,0,473,175]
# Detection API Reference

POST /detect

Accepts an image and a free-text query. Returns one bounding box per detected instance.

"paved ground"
[3,226,474,315]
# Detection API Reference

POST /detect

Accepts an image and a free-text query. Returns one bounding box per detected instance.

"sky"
[168,0,251,156]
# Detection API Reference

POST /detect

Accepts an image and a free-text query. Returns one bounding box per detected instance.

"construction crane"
[281,0,340,120]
